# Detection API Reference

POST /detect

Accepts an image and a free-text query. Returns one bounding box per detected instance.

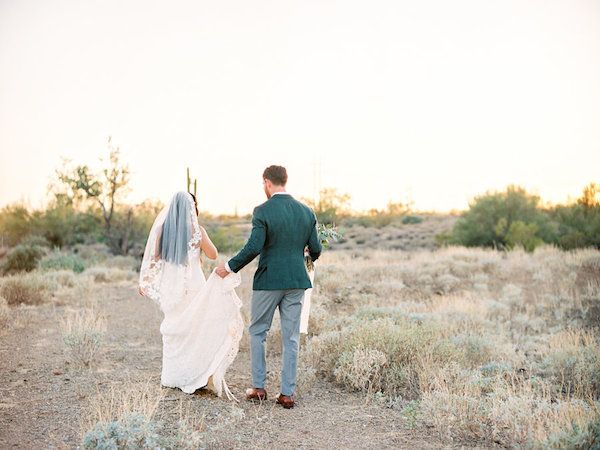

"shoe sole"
[276,400,295,409]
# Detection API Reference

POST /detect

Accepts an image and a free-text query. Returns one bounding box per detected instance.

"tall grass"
[302,246,600,447]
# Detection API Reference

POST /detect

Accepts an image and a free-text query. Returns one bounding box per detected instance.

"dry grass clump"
[81,380,167,449]
[418,363,600,447]
[0,296,10,326]
[80,380,245,449]
[85,266,136,283]
[81,380,164,433]
[304,246,600,447]
[61,307,106,367]
[306,314,498,399]
[540,329,600,400]
[0,272,55,305]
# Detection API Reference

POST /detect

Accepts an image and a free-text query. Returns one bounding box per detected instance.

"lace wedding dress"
[139,192,243,400]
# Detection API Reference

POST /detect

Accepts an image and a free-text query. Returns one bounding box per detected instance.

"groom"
[216,165,322,409]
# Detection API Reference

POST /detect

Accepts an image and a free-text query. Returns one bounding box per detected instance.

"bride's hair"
[159,191,194,265]
[189,192,199,216]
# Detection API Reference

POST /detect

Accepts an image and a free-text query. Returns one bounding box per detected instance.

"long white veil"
[139,191,202,306]
[138,191,243,400]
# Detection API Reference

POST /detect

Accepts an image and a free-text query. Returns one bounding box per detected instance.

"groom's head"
[263,165,287,198]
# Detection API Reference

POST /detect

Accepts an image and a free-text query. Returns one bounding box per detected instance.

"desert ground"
[1,220,599,449]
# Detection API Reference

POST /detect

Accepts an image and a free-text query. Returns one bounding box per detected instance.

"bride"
[138,191,243,400]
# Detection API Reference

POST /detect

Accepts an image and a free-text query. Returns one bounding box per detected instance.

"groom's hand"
[215,263,230,278]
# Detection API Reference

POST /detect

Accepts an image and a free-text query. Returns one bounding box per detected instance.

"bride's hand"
[138,286,145,297]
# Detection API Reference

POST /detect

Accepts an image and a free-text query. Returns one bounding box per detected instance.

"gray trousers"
[249,289,305,396]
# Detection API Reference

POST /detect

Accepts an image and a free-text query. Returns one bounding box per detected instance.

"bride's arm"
[199,226,218,260]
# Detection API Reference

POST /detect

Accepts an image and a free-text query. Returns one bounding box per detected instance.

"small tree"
[56,137,131,253]
[452,185,553,250]
[303,188,351,225]
[578,182,600,209]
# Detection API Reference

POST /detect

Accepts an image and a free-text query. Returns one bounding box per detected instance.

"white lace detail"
[139,192,242,400]
[140,257,164,304]
[187,195,202,254]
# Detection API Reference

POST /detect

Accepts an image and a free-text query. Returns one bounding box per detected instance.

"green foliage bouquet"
[305,223,342,271]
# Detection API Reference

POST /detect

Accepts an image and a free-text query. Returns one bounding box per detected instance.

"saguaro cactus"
[186,167,198,197]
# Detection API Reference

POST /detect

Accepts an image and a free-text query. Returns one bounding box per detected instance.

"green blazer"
[227,193,322,290]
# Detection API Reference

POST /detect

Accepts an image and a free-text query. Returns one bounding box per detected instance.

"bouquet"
[305,223,342,271]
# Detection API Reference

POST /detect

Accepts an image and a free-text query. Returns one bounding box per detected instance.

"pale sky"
[1,0,599,214]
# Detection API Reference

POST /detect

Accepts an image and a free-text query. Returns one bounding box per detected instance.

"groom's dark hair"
[263,165,288,186]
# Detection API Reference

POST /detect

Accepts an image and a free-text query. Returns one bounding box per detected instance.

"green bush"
[552,203,600,250]
[0,205,34,246]
[39,251,86,273]
[82,413,164,450]
[205,224,247,254]
[20,235,51,248]
[451,185,555,250]
[402,215,424,225]
[504,220,544,251]
[1,244,46,274]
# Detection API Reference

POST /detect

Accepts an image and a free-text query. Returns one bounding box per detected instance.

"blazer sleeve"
[227,207,267,273]
[307,211,322,262]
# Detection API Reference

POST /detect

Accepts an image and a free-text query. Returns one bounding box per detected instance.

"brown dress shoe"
[245,387,267,402]
[276,393,295,409]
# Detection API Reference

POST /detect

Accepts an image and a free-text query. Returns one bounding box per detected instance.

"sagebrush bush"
[82,413,164,450]
[62,308,106,367]
[544,419,600,450]
[306,314,491,398]
[39,251,86,273]
[1,244,46,273]
[333,347,388,394]
[542,330,600,400]
[0,272,54,305]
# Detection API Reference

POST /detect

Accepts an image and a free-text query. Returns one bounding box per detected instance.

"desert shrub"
[0,272,54,305]
[204,224,247,254]
[505,220,544,251]
[542,330,600,400]
[73,243,112,263]
[20,235,51,248]
[303,188,351,225]
[451,185,555,250]
[552,202,600,250]
[80,385,233,450]
[0,204,34,246]
[1,244,46,273]
[450,334,495,367]
[544,419,600,450]
[418,366,599,447]
[44,270,78,288]
[82,413,164,450]
[39,251,86,273]
[62,308,106,366]
[85,266,135,283]
[307,315,487,398]
[333,347,388,394]
[402,215,424,225]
